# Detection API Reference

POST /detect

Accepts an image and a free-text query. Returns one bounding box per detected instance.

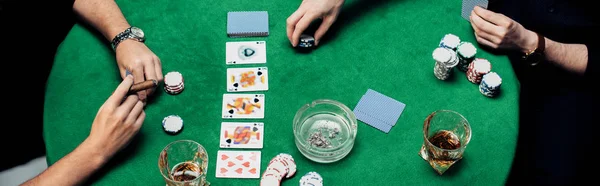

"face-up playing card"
[227,67,268,92]
[226,41,267,65]
[462,0,489,21]
[222,94,265,119]
[220,122,264,149]
[216,150,261,178]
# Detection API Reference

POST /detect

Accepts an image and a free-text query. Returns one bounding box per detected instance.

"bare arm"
[22,76,145,186]
[542,38,588,75]
[21,140,107,186]
[73,0,130,41]
[73,0,163,103]
[470,6,589,75]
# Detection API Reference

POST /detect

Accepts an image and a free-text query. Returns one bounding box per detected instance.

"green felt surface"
[44,0,519,185]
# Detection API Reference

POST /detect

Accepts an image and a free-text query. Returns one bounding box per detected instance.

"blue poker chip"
[299,171,323,186]
[479,72,502,97]
[162,115,183,134]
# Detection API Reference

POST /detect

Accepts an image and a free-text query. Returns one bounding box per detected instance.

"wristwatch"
[521,32,545,66]
[111,27,145,50]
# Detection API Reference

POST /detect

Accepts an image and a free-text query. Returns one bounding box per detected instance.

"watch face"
[130,27,145,38]
[529,52,543,66]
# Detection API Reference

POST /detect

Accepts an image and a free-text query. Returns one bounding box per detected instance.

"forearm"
[73,0,130,41]
[543,38,589,75]
[21,139,107,186]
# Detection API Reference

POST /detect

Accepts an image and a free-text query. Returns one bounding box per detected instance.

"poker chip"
[479,72,502,97]
[299,171,323,186]
[298,34,315,48]
[260,153,297,186]
[432,47,458,80]
[439,34,461,50]
[164,71,184,95]
[432,47,452,63]
[456,42,477,72]
[277,153,296,178]
[162,115,183,134]
[466,58,491,84]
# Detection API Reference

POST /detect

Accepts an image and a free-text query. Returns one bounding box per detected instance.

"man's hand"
[470,6,538,53]
[86,75,146,161]
[21,75,147,186]
[115,40,163,102]
[287,0,345,47]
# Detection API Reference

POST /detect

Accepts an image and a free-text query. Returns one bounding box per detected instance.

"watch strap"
[522,32,545,66]
[535,32,545,54]
[111,27,132,51]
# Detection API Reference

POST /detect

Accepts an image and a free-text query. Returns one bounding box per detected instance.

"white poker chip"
[432,47,452,63]
[164,71,184,94]
[261,153,297,185]
[299,171,323,186]
[260,174,281,186]
[482,72,502,87]
[440,34,461,49]
[164,71,184,86]
[457,42,477,58]
[446,50,459,67]
[277,153,297,178]
[162,115,183,134]
[472,58,491,74]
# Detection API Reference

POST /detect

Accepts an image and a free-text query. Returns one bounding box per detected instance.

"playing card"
[353,89,406,133]
[216,150,261,178]
[222,94,265,119]
[220,122,264,149]
[462,0,488,21]
[353,109,393,133]
[227,67,268,92]
[226,41,266,65]
[353,89,406,126]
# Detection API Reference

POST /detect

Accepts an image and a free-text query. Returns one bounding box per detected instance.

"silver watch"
[111,27,145,50]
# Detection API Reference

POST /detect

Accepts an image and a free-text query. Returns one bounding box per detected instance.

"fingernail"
[126,70,132,77]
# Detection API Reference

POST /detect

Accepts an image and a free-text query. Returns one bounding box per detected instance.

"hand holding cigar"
[128,79,158,94]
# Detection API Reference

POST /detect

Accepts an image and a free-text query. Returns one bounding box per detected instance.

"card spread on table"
[462,0,489,21]
[220,122,264,149]
[353,111,393,133]
[216,150,261,178]
[222,94,265,119]
[353,89,406,133]
[227,67,268,92]
[226,41,266,65]
[227,11,269,37]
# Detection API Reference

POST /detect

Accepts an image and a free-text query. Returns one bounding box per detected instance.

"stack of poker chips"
[299,34,315,48]
[466,58,492,84]
[299,172,323,186]
[162,115,184,134]
[439,34,461,50]
[260,153,297,186]
[456,42,477,71]
[479,72,502,97]
[164,71,184,94]
[432,47,459,80]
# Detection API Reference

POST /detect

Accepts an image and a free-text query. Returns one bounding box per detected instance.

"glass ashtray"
[293,99,358,163]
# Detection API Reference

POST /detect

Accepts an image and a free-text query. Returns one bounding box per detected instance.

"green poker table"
[44,0,519,185]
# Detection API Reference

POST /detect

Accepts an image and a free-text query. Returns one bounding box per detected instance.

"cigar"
[129,79,158,94]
